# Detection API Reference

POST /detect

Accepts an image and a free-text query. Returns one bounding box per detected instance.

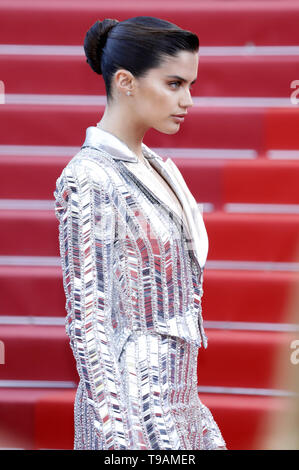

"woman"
[54,16,227,450]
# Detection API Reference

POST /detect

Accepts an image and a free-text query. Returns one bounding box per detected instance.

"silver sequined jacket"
[53,126,216,450]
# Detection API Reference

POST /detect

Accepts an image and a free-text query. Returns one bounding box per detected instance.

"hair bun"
[84,18,119,75]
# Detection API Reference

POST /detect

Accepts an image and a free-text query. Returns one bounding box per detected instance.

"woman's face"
[133,50,198,135]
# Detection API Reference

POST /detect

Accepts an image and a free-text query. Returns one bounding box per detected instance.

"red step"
[198,329,296,390]
[0,387,289,450]
[1,54,297,98]
[0,265,65,318]
[197,56,299,98]
[2,156,299,207]
[206,212,299,262]
[0,210,58,257]
[202,269,299,324]
[0,325,78,383]
[2,104,299,152]
[0,325,296,389]
[175,159,299,206]
[1,1,299,46]
[0,155,70,201]
[33,389,291,450]
[1,210,299,262]
[0,387,73,449]
[0,105,266,152]
[201,393,292,451]
[1,266,298,325]
[35,389,75,450]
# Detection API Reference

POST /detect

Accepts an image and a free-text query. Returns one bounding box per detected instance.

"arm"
[54,158,129,449]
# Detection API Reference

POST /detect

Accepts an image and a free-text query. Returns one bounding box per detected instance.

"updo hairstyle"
[84,16,199,102]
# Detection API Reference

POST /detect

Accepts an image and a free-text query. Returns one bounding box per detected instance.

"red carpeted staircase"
[0,0,299,451]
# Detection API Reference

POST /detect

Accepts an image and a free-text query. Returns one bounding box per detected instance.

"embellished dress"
[54,125,227,450]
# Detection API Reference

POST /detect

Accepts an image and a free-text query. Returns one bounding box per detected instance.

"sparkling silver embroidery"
[54,134,226,450]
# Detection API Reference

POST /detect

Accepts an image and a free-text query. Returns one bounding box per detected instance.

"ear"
[113,69,135,94]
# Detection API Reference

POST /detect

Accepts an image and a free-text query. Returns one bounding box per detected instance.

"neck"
[97,105,149,162]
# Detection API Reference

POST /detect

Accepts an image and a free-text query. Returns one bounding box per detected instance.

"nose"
[180,88,194,108]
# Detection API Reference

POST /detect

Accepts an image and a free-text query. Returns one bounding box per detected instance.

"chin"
[153,124,181,135]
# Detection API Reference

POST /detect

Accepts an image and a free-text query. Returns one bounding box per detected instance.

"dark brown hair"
[84,16,199,102]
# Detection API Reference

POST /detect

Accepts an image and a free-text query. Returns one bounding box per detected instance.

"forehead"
[154,50,199,78]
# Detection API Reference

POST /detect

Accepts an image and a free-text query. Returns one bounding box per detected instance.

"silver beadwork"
[53,126,226,450]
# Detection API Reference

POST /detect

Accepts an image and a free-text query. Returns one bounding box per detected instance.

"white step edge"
[2,199,299,214]
[0,256,299,271]
[1,44,299,56]
[0,379,296,397]
[0,316,298,332]
[0,145,258,159]
[2,93,297,108]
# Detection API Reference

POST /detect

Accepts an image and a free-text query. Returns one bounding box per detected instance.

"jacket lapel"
[81,126,208,270]
[142,146,208,270]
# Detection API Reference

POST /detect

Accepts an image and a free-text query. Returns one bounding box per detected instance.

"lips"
[171,114,186,123]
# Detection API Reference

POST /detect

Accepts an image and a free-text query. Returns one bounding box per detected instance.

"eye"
[169,81,181,89]
[169,81,193,92]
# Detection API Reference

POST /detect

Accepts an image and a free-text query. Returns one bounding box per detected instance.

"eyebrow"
[166,75,197,84]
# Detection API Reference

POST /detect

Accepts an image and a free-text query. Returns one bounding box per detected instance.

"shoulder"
[59,147,121,189]
[54,148,122,211]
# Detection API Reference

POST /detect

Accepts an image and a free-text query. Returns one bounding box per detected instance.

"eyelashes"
[169,81,193,91]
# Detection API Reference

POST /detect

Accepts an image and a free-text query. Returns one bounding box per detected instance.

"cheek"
[155,85,172,103]
[157,91,177,118]
[136,84,175,122]
[144,84,173,108]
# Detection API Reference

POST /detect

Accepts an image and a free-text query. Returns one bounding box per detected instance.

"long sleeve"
[54,158,129,449]
[53,147,227,450]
